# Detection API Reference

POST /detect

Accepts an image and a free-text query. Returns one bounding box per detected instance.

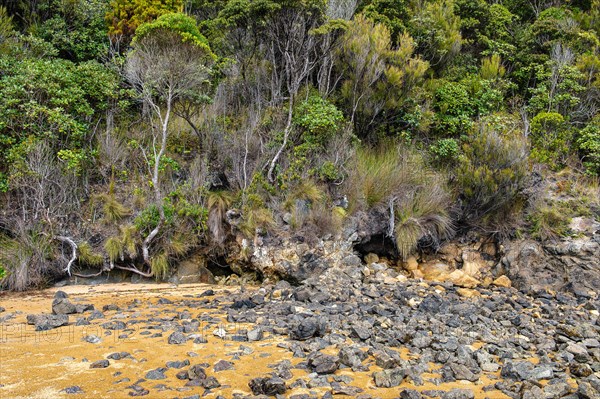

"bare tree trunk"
[141,90,172,267]
[55,235,77,276]
[267,94,294,182]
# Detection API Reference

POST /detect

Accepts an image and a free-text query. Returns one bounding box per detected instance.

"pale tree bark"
[265,7,323,182]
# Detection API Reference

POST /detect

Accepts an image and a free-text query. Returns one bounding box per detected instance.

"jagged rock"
[399,389,423,399]
[289,318,326,340]
[492,275,512,288]
[373,367,406,388]
[26,313,68,331]
[52,297,77,315]
[90,360,109,369]
[501,238,600,293]
[166,360,189,369]
[247,327,263,341]
[168,331,187,345]
[107,352,130,360]
[338,346,366,368]
[441,389,475,399]
[501,361,535,381]
[187,365,207,380]
[446,269,481,288]
[213,360,233,372]
[145,368,166,380]
[308,352,339,374]
[101,321,126,330]
[249,376,287,396]
[83,334,101,344]
[543,380,572,398]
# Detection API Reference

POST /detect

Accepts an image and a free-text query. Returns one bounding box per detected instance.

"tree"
[265,0,327,182]
[36,0,109,62]
[338,14,428,138]
[106,0,183,49]
[125,12,214,276]
[408,0,462,71]
[0,56,118,187]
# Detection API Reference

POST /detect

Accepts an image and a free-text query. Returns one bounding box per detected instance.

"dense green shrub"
[430,138,460,164]
[457,124,529,230]
[529,111,572,168]
[577,121,600,176]
[293,95,344,147]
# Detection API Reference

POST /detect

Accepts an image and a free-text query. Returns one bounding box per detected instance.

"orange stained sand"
[1,283,513,398]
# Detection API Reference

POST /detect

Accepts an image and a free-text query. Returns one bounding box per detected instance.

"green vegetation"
[1,0,599,289]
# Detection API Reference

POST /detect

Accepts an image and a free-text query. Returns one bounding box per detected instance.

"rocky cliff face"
[228,215,600,298]
[499,235,600,295]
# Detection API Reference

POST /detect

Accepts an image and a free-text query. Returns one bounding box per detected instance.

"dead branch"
[55,235,77,276]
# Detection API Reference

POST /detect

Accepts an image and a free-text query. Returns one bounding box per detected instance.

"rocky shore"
[1,250,599,398]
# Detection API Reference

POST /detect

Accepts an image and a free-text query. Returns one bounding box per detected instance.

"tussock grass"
[348,143,453,259]
[395,183,453,260]
[167,232,195,257]
[240,206,275,237]
[151,252,170,280]
[349,145,425,210]
[528,203,571,241]
[104,236,123,262]
[77,242,104,267]
[0,231,53,291]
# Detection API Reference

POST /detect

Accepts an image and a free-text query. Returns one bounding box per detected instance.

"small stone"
[501,361,534,381]
[578,381,600,399]
[441,389,475,399]
[107,352,130,360]
[399,389,422,399]
[90,360,110,369]
[543,381,572,398]
[213,360,233,372]
[62,386,84,394]
[52,297,77,315]
[166,360,190,369]
[83,335,101,344]
[566,343,591,363]
[249,376,287,395]
[187,365,207,380]
[373,368,406,388]
[522,386,544,399]
[213,327,227,339]
[351,325,371,340]
[101,321,126,330]
[168,331,187,345]
[450,363,479,382]
[128,387,149,396]
[308,353,339,374]
[145,368,166,380]
[247,327,263,341]
[201,376,221,389]
[27,314,69,331]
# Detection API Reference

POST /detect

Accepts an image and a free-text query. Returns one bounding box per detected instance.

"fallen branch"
[115,264,154,278]
[72,270,104,278]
